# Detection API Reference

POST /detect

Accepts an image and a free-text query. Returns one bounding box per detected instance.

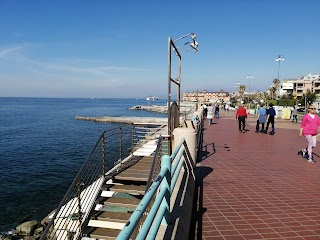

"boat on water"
[146,96,158,101]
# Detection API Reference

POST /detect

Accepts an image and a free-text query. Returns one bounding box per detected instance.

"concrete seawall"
[75,116,168,124]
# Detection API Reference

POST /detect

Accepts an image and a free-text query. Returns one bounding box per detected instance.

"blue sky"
[0,0,319,98]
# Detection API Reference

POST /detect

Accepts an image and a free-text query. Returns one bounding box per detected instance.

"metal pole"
[76,178,83,227]
[102,132,105,175]
[305,96,307,114]
[167,37,172,154]
[248,78,250,111]
[178,58,181,111]
[278,60,280,80]
[247,75,252,112]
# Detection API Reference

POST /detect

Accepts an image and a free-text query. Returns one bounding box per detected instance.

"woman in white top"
[207,104,214,125]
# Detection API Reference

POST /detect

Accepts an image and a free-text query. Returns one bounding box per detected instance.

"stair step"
[99,205,136,213]
[88,220,125,229]
[97,211,132,223]
[110,184,146,195]
[90,227,121,239]
[114,172,149,182]
[104,197,140,208]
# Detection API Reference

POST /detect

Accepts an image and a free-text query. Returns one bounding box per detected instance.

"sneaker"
[302,149,307,158]
[308,158,316,163]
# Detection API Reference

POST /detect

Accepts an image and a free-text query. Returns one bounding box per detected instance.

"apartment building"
[280,73,320,98]
[183,90,230,103]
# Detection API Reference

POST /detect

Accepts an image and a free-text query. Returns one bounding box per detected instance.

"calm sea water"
[0,97,167,232]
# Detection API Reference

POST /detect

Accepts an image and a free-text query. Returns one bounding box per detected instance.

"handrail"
[145,136,163,193]
[40,123,167,240]
[40,131,106,240]
[116,137,192,240]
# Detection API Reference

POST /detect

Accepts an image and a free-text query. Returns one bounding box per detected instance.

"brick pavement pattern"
[190,111,320,240]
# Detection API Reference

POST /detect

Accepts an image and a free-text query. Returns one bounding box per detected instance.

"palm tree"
[239,85,246,101]
[268,86,276,100]
[273,78,280,99]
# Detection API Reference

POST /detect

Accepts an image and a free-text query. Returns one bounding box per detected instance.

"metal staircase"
[83,156,153,240]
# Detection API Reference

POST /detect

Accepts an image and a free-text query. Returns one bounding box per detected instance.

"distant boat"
[146,96,158,101]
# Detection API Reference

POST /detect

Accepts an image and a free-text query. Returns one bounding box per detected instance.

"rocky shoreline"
[0,211,53,240]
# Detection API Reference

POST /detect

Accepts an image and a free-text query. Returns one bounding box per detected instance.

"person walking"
[202,103,208,118]
[225,104,229,114]
[236,104,247,133]
[214,105,220,118]
[292,106,298,123]
[255,104,267,133]
[207,103,214,125]
[265,103,276,135]
[299,105,320,163]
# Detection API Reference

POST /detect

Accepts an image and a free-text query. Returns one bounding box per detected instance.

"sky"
[0,0,319,99]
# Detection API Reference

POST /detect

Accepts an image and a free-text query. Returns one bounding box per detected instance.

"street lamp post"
[247,75,253,112]
[235,82,240,104]
[275,55,285,99]
[275,55,285,80]
[167,33,198,154]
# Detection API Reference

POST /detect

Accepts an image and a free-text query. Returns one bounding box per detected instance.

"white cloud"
[0,44,26,59]
[46,64,150,76]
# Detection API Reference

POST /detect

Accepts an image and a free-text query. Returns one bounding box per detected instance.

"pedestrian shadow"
[312,152,320,158]
[297,151,320,159]
[188,166,213,240]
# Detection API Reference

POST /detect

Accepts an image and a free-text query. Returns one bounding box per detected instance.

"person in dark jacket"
[236,104,248,132]
[265,103,276,135]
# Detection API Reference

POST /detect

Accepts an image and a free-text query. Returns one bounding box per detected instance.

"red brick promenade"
[190,111,320,240]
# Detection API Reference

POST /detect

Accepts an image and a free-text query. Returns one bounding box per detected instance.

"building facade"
[183,90,230,104]
[280,73,320,98]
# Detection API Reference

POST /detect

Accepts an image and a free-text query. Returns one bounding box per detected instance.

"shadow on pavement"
[188,166,213,240]
[197,143,215,163]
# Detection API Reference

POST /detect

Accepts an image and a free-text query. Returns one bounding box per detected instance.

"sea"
[0,97,167,233]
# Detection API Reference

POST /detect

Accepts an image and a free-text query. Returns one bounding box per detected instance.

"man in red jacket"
[236,104,248,132]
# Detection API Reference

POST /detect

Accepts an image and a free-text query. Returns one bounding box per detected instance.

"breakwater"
[129,104,168,113]
[74,116,167,124]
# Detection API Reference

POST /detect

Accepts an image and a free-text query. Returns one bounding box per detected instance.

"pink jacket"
[300,114,320,136]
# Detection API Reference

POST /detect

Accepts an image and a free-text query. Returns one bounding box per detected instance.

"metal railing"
[40,123,166,240]
[116,137,194,240]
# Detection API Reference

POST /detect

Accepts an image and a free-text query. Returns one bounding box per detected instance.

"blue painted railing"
[116,138,191,240]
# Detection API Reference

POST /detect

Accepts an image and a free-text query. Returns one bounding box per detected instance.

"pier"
[190,111,320,239]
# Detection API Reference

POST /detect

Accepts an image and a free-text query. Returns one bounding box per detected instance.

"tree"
[239,85,246,101]
[268,86,276,100]
[299,89,317,106]
[272,78,281,99]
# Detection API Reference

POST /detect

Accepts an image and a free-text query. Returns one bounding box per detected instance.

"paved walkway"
[190,111,320,240]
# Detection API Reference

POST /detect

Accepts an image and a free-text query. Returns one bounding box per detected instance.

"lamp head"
[275,55,285,61]
[190,41,198,52]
